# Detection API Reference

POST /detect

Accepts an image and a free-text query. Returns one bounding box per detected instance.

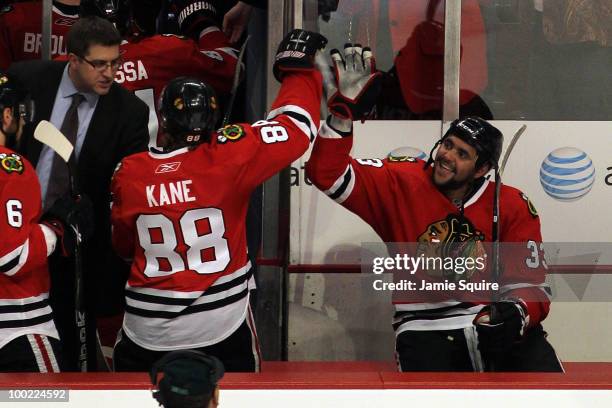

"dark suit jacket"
[9,60,149,316]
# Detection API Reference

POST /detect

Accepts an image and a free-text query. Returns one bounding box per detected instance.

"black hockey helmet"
[79,0,131,33]
[0,73,34,124]
[80,0,160,37]
[158,77,220,147]
[150,350,224,408]
[425,116,503,169]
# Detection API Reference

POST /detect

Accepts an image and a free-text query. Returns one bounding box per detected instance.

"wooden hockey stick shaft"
[499,124,527,177]
[222,36,250,127]
[34,120,88,372]
[488,124,527,371]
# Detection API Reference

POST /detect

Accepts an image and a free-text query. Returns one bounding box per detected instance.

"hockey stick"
[488,123,527,371]
[499,124,526,177]
[222,35,251,127]
[34,120,88,372]
[492,124,527,244]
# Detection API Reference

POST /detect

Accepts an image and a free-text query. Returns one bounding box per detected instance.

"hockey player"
[110,29,325,371]
[79,0,239,146]
[306,45,562,372]
[0,0,80,69]
[150,350,224,408]
[0,72,92,371]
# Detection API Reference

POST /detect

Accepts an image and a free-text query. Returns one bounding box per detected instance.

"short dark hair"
[67,16,121,57]
[157,383,212,408]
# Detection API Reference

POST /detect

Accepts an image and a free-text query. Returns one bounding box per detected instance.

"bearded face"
[431,135,490,193]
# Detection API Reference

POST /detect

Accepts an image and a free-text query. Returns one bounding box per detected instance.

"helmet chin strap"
[423,139,442,169]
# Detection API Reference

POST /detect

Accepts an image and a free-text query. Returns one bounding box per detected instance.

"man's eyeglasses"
[78,54,124,72]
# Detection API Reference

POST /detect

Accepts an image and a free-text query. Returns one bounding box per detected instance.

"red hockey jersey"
[115,27,238,146]
[0,147,58,348]
[306,123,551,334]
[111,70,321,350]
[0,2,78,69]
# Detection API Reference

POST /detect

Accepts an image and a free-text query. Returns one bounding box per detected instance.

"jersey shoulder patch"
[0,5,13,14]
[519,192,538,218]
[0,152,25,175]
[387,155,419,163]
[217,124,246,144]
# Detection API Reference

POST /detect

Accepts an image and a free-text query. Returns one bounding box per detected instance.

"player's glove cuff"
[273,29,328,82]
[321,114,352,138]
[176,0,220,39]
[41,219,75,257]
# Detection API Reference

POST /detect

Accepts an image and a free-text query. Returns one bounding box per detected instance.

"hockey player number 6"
[6,199,23,228]
[136,208,230,278]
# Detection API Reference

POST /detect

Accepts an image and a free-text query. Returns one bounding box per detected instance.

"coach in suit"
[9,16,149,371]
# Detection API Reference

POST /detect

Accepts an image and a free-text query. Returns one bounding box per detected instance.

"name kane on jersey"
[146,179,196,208]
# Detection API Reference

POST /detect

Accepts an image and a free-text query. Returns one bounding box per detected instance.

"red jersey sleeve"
[110,160,135,262]
[194,27,239,94]
[498,189,551,327]
[0,150,53,281]
[306,124,407,240]
[217,69,322,187]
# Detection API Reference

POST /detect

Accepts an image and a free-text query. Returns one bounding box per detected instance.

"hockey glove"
[473,300,528,357]
[273,29,328,82]
[174,0,221,39]
[41,194,94,257]
[323,44,382,121]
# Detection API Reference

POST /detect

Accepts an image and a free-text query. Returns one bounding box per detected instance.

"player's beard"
[432,159,476,193]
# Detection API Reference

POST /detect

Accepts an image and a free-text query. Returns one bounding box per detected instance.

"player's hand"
[174,0,221,39]
[322,44,382,121]
[473,300,528,357]
[41,194,95,257]
[273,29,328,82]
[223,1,253,44]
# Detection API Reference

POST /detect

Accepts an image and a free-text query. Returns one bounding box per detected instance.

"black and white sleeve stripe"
[266,105,318,142]
[0,240,29,276]
[324,164,355,204]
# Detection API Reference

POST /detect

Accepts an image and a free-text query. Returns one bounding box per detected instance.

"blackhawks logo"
[416,214,486,282]
[217,124,245,144]
[0,153,24,174]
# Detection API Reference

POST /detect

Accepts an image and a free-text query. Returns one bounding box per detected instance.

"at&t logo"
[539,147,595,201]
